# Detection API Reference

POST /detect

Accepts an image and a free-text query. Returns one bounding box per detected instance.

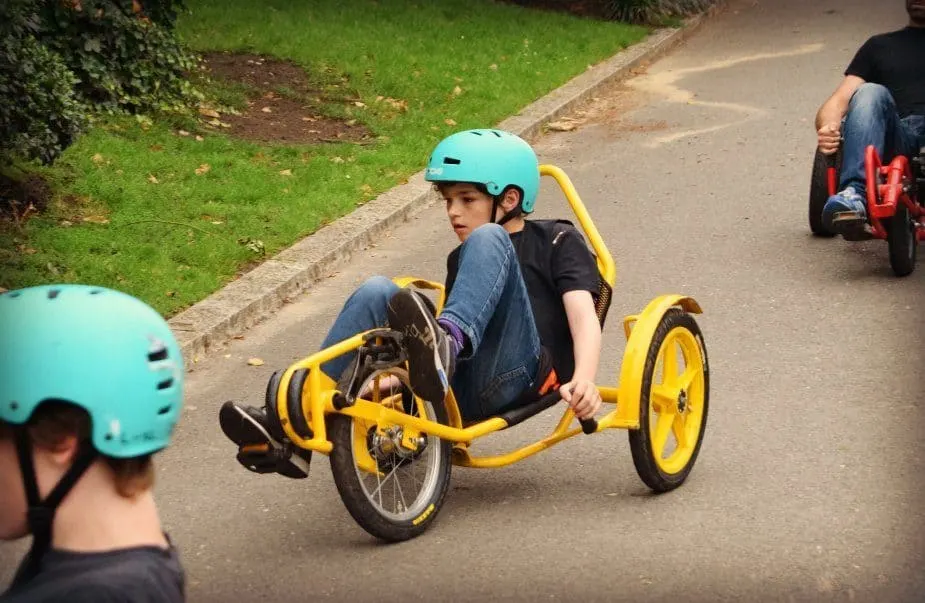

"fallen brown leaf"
[247,357,265,366]
[195,163,211,175]
[261,106,272,113]
[92,153,104,164]
[82,215,110,225]
[445,118,457,126]
[195,135,204,142]
[546,119,578,132]
[199,107,220,119]
[178,129,190,137]
[279,169,292,176]
[147,174,159,184]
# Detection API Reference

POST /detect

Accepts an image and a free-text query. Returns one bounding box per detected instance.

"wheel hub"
[368,426,427,467]
[677,389,688,414]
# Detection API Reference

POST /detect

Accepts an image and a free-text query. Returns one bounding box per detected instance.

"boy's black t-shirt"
[444,219,601,383]
[1,544,185,603]
[844,26,925,118]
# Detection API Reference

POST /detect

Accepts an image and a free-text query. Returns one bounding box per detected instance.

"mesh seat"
[594,276,613,328]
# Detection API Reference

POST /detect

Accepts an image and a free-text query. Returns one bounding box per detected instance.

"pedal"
[235,441,310,479]
[219,401,310,479]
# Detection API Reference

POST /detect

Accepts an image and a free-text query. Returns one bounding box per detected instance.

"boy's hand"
[817,123,841,155]
[559,380,601,420]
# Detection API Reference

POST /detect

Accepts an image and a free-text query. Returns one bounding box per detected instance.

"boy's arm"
[559,289,602,420]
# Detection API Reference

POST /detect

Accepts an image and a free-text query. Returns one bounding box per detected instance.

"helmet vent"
[491,130,502,137]
[148,348,168,362]
[470,131,483,136]
[47,289,61,299]
[157,378,174,391]
[157,405,172,416]
[9,401,19,411]
[443,157,461,165]
[89,289,102,295]
[9,291,21,298]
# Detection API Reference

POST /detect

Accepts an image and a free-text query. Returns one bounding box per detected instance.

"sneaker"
[218,401,311,479]
[386,289,455,402]
[822,187,871,240]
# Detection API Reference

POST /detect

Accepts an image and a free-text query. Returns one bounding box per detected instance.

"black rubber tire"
[809,147,841,237]
[285,369,313,437]
[887,202,917,277]
[628,309,710,493]
[328,372,452,542]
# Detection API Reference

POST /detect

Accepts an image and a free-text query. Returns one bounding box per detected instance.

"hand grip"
[579,417,598,434]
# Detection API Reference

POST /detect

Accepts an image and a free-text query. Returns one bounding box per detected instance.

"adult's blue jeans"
[839,83,925,194]
[318,223,542,420]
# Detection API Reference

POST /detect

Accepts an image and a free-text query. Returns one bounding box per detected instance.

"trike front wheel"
[629,308,709,492]
[328,367,452,542]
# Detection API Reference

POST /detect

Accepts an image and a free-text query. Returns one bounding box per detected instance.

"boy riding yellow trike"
[219,130,709,543]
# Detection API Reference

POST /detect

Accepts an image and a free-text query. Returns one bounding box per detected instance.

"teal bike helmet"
[0,284,183,579]
[425,129,540,224]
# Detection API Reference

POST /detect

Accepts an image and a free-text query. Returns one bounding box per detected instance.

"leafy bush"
[602,0,717,24]
[40,0,201,115]
[0,0,200,166]
[0,0,86,165]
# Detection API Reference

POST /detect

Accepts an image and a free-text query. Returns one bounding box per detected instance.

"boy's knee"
[849,83,894,112]
[355,275,399,303]
[467,223,508,245]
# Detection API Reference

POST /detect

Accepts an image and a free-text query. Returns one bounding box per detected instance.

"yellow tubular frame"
[271,164,700,469]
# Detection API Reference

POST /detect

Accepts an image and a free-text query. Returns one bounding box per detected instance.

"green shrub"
[40,0,201,115]
[0,0,200,167]
[598,0,717,24]
[0,0,86,165]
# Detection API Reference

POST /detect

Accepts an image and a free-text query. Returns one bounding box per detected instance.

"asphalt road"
[3,0,924,601]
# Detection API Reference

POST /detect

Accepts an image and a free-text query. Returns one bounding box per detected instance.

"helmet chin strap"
[12,429,97,585]
[489,188,521,227]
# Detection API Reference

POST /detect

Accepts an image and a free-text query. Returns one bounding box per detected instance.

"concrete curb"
[170,5,725,369]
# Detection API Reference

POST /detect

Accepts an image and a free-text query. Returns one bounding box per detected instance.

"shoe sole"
[219,401,310,479]
[387,290,450,402]
[831,212,873,241]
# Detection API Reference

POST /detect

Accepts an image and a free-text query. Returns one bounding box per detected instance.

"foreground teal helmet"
[0,284,183,458]
[425,129,541,213]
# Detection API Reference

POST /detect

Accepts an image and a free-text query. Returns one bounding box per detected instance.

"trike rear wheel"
[328,367,452,542]
[629,308,709,493]
[809,147,840,237]
[886,202,917,277]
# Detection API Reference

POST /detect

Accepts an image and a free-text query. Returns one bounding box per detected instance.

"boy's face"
[0,432,28,540]
[909,0,925,23]
[441,183,496,242]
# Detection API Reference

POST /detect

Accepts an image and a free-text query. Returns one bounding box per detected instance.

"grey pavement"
[3,0,925,601]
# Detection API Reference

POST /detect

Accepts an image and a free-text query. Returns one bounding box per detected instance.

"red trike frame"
[827,145,923,241]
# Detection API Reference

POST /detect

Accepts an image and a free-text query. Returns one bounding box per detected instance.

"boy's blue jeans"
[839,83,925,195]
[318,223,542,420]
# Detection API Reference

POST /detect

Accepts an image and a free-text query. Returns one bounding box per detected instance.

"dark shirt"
[845,26,925,118]
[445,219,601,382]
[1,544,185,603]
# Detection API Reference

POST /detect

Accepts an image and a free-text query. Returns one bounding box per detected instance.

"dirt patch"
[199,52,373,145]
[0,174,52,226]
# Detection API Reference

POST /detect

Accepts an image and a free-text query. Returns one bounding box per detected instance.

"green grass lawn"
[0,0,647,316]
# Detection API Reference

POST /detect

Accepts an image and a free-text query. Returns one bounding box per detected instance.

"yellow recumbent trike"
[229,164,709,543]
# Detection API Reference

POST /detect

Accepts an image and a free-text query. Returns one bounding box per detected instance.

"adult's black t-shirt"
[444,219,601,383]
[1,544,185,603]
[845,26,925,118]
